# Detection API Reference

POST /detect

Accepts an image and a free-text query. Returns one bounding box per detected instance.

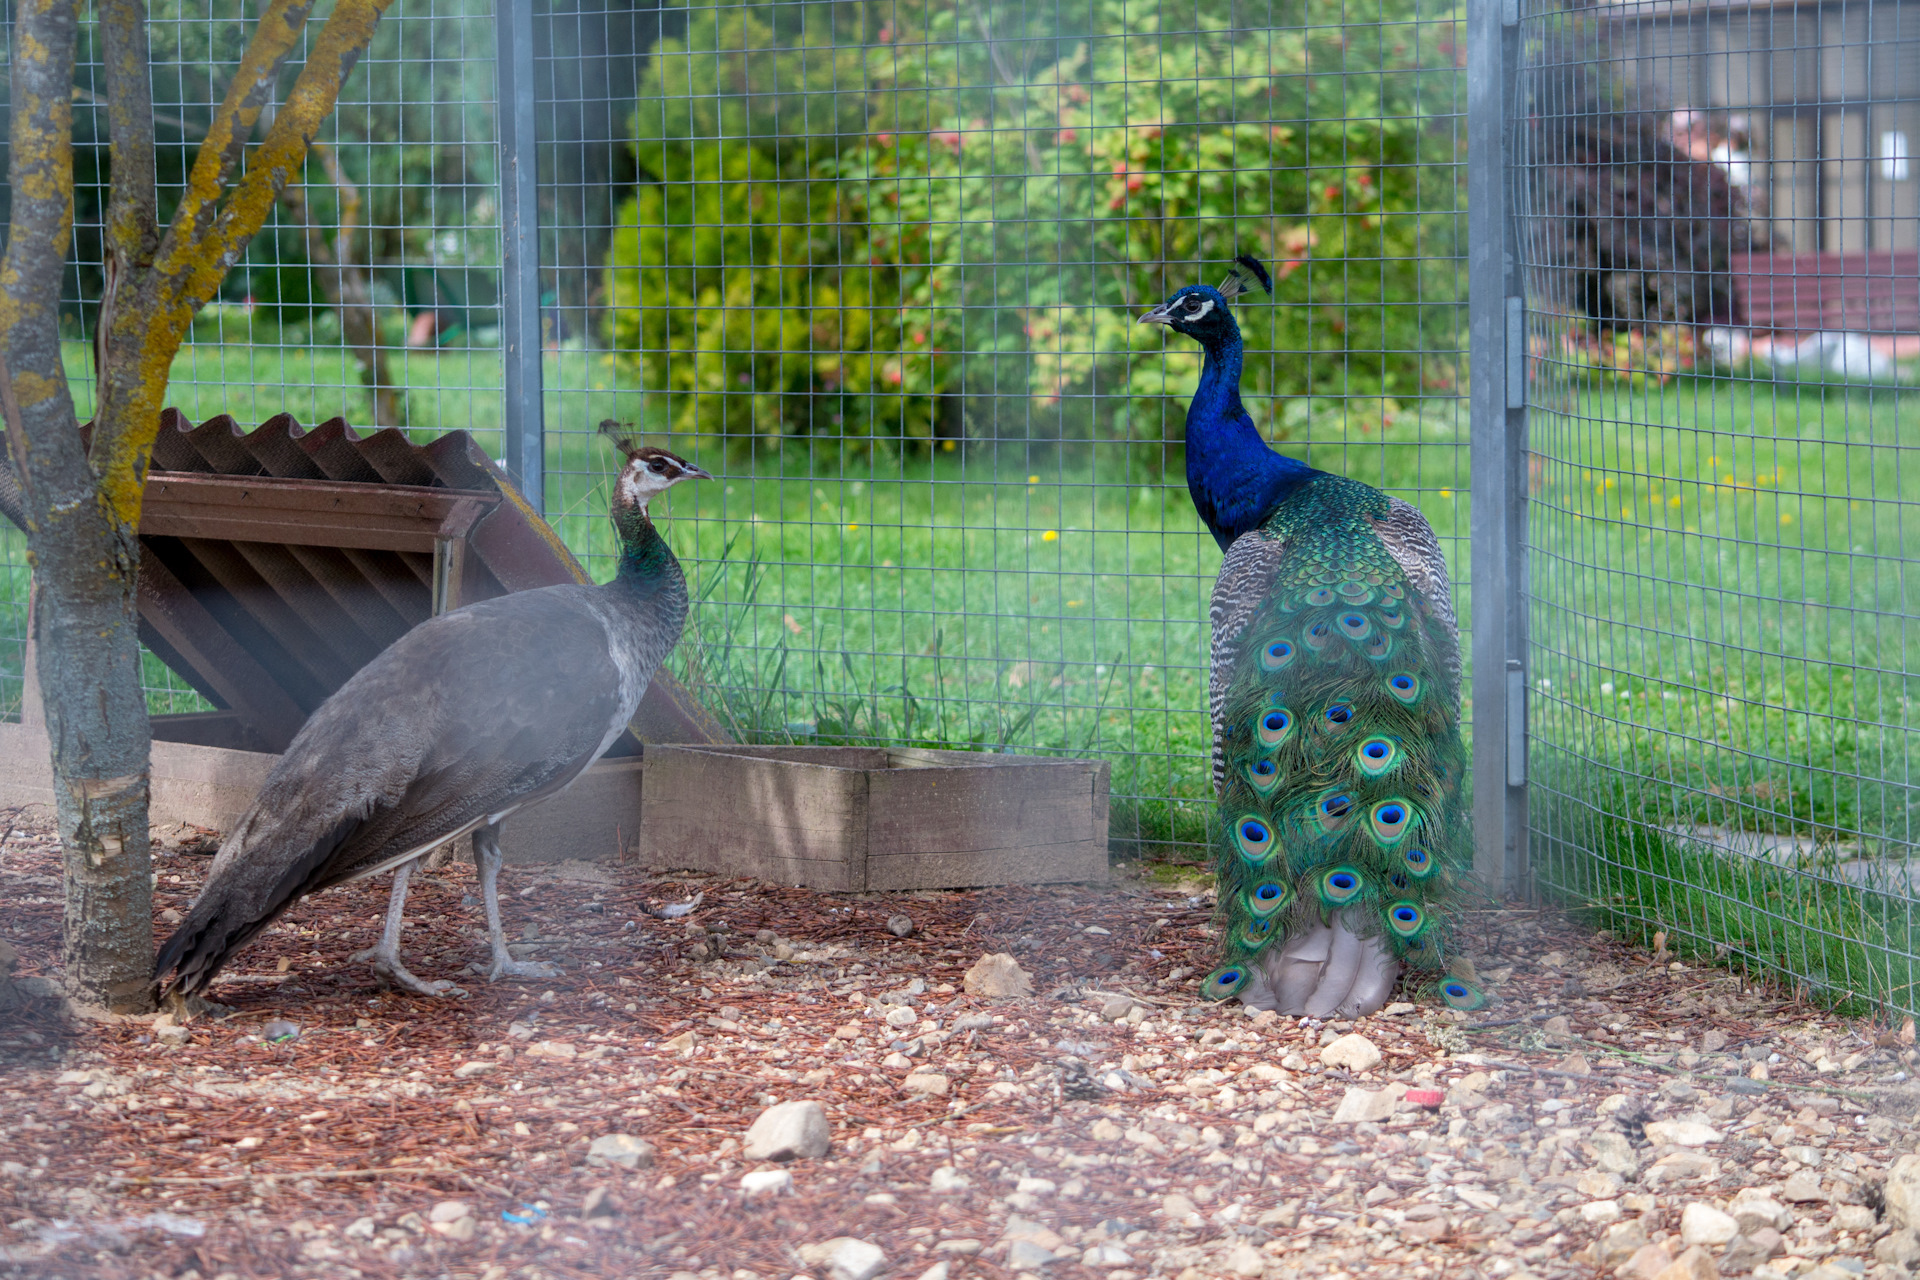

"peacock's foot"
[351,946,468,998]
[488,956,565,983]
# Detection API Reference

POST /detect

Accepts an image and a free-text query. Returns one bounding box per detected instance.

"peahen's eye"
[649,458,669,473]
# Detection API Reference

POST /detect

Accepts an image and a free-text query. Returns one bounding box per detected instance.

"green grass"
[1536,788,1920,1018]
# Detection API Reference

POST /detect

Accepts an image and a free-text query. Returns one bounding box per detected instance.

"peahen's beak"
[681,462,714,481]
[1138,302,1175,327]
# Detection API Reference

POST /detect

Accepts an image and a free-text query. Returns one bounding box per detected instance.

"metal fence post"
[1468,0,1529,898]
[496,0,544,514]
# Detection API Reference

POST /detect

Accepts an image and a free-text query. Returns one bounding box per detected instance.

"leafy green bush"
[607,0,1464,452]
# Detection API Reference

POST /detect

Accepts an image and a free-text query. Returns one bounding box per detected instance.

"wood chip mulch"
[1,805,1917,1280]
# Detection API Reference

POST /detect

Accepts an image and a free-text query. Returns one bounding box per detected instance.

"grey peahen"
[1140,258,1485,1017]
[154,424,708,999]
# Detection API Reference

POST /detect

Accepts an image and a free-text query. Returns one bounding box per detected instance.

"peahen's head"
[599,420,711,516]
[1138,256,1273,350]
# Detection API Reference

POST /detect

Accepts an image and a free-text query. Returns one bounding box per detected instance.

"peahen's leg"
[349,859,466,997]
[474,822,564,982]
[1241,912,1399,1018]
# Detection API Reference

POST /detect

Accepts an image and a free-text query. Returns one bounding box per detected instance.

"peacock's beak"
[1138,303,1175,327]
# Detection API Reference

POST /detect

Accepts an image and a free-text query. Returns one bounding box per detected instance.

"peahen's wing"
[156,587,630,994]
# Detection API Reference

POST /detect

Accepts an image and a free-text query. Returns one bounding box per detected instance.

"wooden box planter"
[637,745,1110,890]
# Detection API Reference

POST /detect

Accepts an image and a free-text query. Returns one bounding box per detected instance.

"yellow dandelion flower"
[1780,513,1793,525]
[1028,475,1040,484]
[1042,530,1059,542]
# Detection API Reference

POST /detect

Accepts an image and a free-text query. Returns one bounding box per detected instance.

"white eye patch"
[1183,297,1215,321]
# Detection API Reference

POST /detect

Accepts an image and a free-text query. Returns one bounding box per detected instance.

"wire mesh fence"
[7,0,1919,1012]
[0,0,1473,867]
[1518,0,1920,1015]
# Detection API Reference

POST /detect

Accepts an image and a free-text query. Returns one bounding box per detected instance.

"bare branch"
[162,0,316,255]
[0,0,83,519]
[161,0,396,322]
[95,0,160,378]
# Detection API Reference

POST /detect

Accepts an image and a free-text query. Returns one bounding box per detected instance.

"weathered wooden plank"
[639,746,869,891]
[137,548,310,751]
[637,745,1108,890]
[138,473,498,552]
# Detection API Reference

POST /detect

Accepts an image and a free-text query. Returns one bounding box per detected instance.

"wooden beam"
[139,473,497,552]
[137,549,310,752]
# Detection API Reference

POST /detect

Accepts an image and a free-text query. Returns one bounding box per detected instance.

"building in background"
[1604,0,1919,254]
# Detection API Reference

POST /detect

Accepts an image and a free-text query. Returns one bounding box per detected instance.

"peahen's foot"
[351,946,468,998]
[487,955,565,983]
[1237,913,1398,1018]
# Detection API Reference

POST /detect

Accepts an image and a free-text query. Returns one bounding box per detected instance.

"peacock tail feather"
[1202,475,1484,1012]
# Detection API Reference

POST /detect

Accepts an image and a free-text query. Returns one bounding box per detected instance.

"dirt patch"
[0,806,1914,1280]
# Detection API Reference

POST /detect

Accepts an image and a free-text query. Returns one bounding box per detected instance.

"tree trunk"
[2,0,396,1014]
[0,0,155,1013]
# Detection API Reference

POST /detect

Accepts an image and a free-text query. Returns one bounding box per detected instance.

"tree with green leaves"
[607,0,1463,456]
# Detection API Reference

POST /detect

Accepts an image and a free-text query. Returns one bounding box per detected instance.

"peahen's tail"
[1203,527,1485,1016]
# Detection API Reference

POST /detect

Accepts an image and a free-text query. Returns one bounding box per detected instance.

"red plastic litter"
[1405,1088,1445,1108]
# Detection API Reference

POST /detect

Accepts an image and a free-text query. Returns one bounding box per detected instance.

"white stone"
[1015,1177,1057,1195]
[428,1200,472,1224]
[742,1100,831,1162]
[1729,1191,1793,1235]
[929,1166,970,1194]
[1319,1033,1382,1072]
[453,1060,496,1078]
[1780,1169,1825,1202]
[344,1217,376,1240]
[586,1134,656,1170]
[1082,1244,1133,1268]
[740,1169,793,1197]
[524,1039,576,1060]
[1885,1154,1920,1230]
[1644,1121,1722,1147]
[1581,1200,1623,1225]
[961,953,1034,997]
[1679,1203,1739,1247]
[903,1072,949,1096]
[915,1265,951,1280]
[1330,1084,1402,1123]
[797,1237,888,1280]
[885,1006,920,1029]
[1221,1242,1268,1276]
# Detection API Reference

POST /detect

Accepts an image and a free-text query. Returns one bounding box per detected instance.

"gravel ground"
[2,807,1918,1280]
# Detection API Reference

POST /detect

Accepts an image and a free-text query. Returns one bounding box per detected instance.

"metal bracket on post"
[496,0,544,514]
[1468,0,1530,899]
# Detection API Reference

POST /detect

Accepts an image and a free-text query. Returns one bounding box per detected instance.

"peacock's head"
[599,421,712,513]
[1138,256,1274,346]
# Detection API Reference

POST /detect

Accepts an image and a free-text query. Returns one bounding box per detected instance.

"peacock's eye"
[1185,297,1204,313]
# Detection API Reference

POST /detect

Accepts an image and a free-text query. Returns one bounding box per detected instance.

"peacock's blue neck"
[1183,331,1319,551]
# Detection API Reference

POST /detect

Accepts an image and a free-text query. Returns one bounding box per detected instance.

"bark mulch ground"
[2,806,1917,1280]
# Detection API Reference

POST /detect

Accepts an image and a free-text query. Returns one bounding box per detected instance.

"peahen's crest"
[1143,255,1484,1018]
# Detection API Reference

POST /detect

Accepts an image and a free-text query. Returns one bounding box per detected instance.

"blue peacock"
[1140,257,1486,1017]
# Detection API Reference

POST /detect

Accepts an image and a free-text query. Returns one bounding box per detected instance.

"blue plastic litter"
[501,1205,547,1226]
